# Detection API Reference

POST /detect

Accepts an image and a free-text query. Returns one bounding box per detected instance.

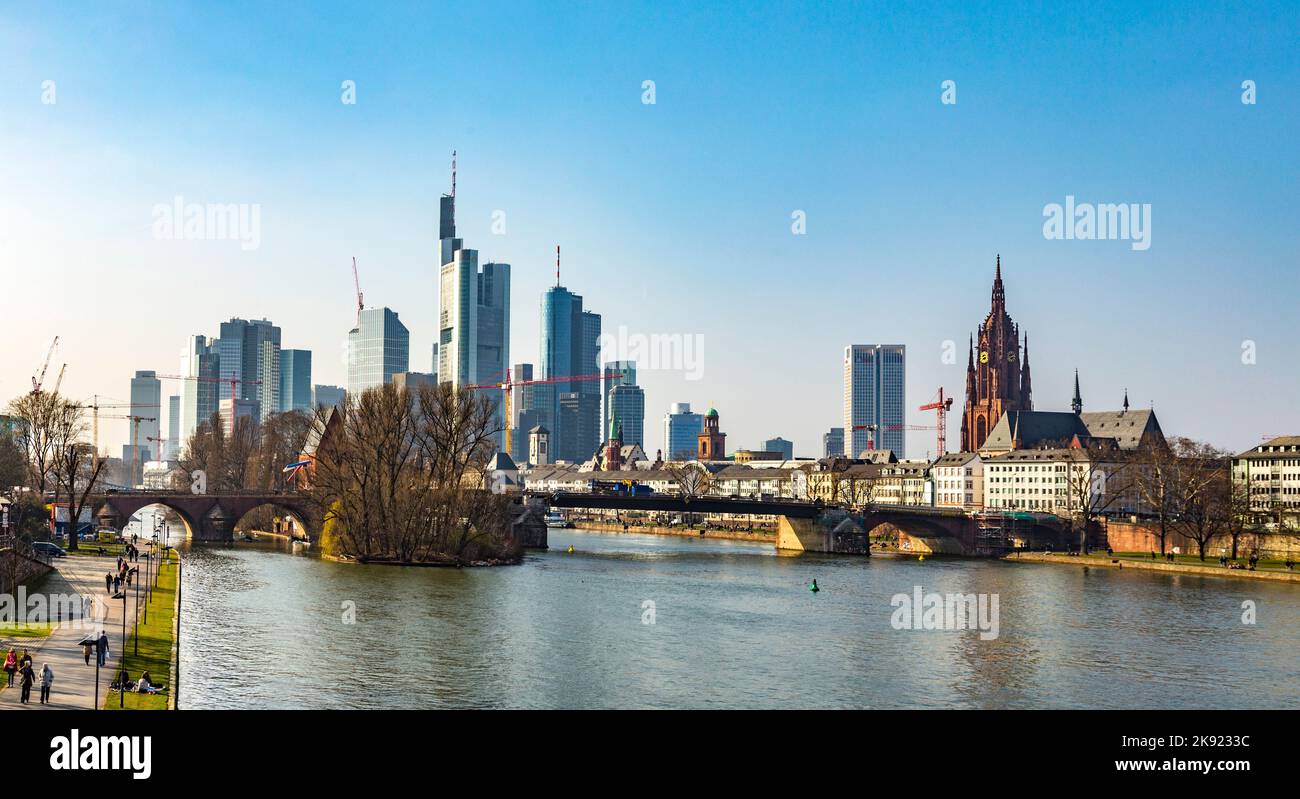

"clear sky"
[2,1,1297,458]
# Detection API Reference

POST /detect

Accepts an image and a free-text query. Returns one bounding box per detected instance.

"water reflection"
[177,529,1300,709]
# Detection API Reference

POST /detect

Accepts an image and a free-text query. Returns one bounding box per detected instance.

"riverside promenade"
[1005,550,1300,584]
[0,553,150,710]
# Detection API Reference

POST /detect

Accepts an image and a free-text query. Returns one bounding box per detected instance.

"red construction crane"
[850,423,877,451]
[31,336,59,395]
[351,256,364,326]
[918,388,953,456]
[467,370,609,454]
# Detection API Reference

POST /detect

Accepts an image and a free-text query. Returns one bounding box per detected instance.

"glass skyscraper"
[279,349,313,413]
[663,402,704,461]
[603,361,644,448]
[179,334,220,440]
[348,307,410,396]
[843,344,906,458]
[129,370,162,460]
[540,285,601,462]
[215,317,281,423]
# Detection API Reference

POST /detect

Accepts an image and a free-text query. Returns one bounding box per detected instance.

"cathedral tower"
[960,256,1034,451]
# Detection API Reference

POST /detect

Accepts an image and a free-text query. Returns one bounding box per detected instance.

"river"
[176,529,1299,709]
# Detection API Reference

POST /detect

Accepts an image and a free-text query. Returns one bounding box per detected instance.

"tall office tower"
[431,343,439,380]
[843,344,907,458]
[348,307,410,396]
[312,384,346,410]
[509,363,538,465]
[663,402,704,461]
[602,361,636,440]
[603,360,644,448]
[540,283,602,462]
[279,349,313,413]
[129,370,162,460]
[435,159,510,448]
[166,395,181,460]
[823,427,845,459]
[179,335,220,440]
[213,318,281,423]
[607,383,645,448]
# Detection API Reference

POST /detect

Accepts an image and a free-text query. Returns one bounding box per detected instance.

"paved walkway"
[1,554,145,710]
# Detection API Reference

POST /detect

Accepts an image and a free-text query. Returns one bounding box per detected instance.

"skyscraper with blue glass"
[843,344,906,458]
[540,284,601,462]
[348,307,410,396]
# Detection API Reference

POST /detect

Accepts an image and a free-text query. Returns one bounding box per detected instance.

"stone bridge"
[90,492,315,543]
[536,492,999,555]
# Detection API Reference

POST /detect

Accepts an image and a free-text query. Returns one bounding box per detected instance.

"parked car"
[31,541,67,558]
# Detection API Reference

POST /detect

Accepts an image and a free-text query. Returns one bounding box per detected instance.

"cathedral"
[960,256,1033,452]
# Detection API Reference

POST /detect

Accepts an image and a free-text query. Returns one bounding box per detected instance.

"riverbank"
[106,554,179,710]
[572,521,776,544]
[1005,551,1300,583]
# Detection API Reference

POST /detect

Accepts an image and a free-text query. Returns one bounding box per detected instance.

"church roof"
[706,407,719,418]
[982,408,1162,452]
[486,452,518,472]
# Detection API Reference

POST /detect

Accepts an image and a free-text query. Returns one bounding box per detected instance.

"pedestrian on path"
[19,649,32,669]
[39,664,53,704]
[96,630,109,667]
[3,649,15,687]
[83,641,92,666]
[18,662,34,704]
[105,573,113,593]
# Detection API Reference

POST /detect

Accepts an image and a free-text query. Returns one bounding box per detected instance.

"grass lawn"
[0,621,55,640]
[104,557,178,710]
[1111,551,1297,571]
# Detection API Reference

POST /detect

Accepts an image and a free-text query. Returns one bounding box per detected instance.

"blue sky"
[2,1,1297,457]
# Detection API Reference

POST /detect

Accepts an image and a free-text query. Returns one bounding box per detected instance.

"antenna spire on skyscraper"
[451,149,457,198]
[556,244,561,286]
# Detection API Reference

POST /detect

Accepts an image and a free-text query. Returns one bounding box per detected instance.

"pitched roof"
[982,408,1161,452]
[1078,409,1162,449]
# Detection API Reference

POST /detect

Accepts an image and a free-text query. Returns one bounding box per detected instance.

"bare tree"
[666,461,713,499]
[53,442,105,552]
[7,391,69,495]
[1058,445,1137,554]
[1169,441,1231,561]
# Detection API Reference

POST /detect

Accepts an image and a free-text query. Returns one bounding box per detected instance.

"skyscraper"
[435,159,510,449]
[312,384,345,410]
[540,283,601,462]
[129,370,162,460]
[822,427,844,459]
[214,317,281,423]
[166,395,181,460]
[279,349,313,413]
[179,335,220,440]
[843,344,906,458]
[348,307,409,395]
[509,363,539,465]
[663,402,703,461]
[603,362,644,449]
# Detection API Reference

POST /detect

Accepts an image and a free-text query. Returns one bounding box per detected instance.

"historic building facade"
[960,256,1033,452]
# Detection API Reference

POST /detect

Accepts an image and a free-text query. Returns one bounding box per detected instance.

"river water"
[176,529,1299,709]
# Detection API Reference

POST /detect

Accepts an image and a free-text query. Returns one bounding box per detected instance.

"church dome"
[706,407,719,418]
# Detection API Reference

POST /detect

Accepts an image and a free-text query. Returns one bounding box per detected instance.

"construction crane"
[351,257,364,326]
[466,370,608,455]
[81,399,161,464]
[98,413,157,488]
[51,363,67,395]
[31,336,59,395]
[146,435,168,464]
[851,423,878,451]
[918,388,954,456]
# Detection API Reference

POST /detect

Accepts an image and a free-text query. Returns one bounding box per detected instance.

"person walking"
[39,663,53,704]
[3,649,15,687]
[96,630,109,668]
[82,640,92,666]
[18,662,34,704]
[105,572,113,593]
[19,649,32,670]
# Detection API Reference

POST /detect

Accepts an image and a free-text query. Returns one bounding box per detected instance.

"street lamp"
[113,587,127,708]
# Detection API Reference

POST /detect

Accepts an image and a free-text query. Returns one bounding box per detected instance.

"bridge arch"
[228,500,311,540]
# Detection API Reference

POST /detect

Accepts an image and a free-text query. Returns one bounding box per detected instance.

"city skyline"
[3,2,1297,458]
